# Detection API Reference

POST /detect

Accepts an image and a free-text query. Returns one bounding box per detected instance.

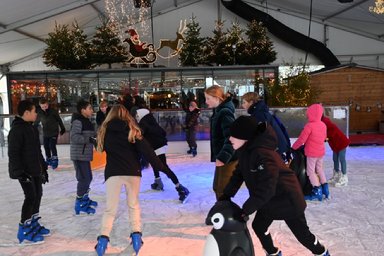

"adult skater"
[135,107,190,203]
[94,104,167,255]
[219,116,330,256]
[70,100,97,215]
[8,100,50,244]
[204,85,237,200]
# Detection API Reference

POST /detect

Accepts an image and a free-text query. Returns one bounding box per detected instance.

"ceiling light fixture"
[369,0,384,14]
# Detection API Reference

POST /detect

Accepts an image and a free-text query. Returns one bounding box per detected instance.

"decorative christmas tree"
[243,20,277,65]
[91,19,128,68]
[206,20,230,66]
[225,19,247,65]
[179,15,206,66]
[43,21,92,70]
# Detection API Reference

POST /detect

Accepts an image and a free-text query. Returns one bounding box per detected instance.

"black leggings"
[152,154,179,185]
[252,211,326,255]
[19,176,43,223]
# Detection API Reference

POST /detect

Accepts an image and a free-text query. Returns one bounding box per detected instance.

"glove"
[18,173,32,183]
[60,128,66,136]
[89,137,97,148]
[218,194,231,201]
[42,170,49,184]
[241,212,249,222]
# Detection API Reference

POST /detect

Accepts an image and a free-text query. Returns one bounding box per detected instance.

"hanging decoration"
[369,0,384,14]
[105,0,187,64]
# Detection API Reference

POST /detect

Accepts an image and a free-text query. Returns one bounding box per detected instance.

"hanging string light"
[369,0,384,14]
[104,0,151,41]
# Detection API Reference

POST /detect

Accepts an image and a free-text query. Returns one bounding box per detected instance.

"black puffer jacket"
[136,108,167,150]
[103,119,165,181]
[223,125,306,220]
[209,98,237,163]
[8,116,47,179]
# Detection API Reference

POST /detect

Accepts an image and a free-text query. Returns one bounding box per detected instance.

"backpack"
[266,113,292,162]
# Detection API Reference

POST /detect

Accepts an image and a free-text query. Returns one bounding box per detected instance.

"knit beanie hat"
[230,116,259,140]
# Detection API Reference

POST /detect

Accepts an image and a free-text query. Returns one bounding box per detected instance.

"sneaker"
[95,235,109,256]
[130,232,143,255]
[151,178,164,191]
[335,174,348,187]
[17,219,44,244]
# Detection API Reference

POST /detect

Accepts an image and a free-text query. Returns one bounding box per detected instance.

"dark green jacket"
[209,98,236,164]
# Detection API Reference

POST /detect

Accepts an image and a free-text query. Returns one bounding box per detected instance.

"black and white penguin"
[203,200,255,256]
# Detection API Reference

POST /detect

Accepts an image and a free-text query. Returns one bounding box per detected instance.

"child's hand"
[42,170,49,184]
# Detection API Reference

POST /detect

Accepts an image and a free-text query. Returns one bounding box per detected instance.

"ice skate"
[321,183,330,199]
[45,157,52,167]
[31,213,50,236]
[151,177,164,191]
[266,249,282,256]
[74,196,96,215]
[187,147,192,154]
[130,232,143,255]
[304,186,323,201]
[191,147,197,157]
[50,156,58,170]
[17,219,44,245]
[328,170,341,185]
[95,235,109,256]
[315,249,330,256]
[83,190,98,207]
[335,174,348,187]
[176,184,190,203]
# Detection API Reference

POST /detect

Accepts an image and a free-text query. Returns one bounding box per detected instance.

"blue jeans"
[333,148,347,174]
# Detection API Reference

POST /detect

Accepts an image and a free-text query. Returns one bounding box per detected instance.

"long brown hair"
[97,104,142,152]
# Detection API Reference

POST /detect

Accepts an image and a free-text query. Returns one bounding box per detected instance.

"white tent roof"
[0,0,383,70]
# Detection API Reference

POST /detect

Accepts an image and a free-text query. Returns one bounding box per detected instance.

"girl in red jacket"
[321,116,350,187]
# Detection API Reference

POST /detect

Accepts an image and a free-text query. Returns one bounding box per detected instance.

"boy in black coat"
[183,100,200,157]
[219,116,330,256]
[35,98,66,169]
[8,100,49,244]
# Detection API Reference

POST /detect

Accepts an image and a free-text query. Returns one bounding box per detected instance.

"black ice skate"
[176,184,190,204]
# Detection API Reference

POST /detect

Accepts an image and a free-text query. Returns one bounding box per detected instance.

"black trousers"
[19,176,43,223]
[73,160,93,197]
[252,211,326,255]
[43,136,58,159]
[185,128,197,148]
[152,154,179,185]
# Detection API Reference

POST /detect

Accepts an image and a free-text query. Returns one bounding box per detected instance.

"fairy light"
[369,0,384,14]
[104,0,151,41]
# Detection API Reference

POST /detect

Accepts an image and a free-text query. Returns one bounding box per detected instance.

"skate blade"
[180,193,190,204]
[73,212,95,217]
[18,240,45,246]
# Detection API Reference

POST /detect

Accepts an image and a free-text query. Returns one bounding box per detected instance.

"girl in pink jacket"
[292,104,328,201]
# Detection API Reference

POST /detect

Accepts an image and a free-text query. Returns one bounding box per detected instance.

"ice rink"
[0,141,383,256]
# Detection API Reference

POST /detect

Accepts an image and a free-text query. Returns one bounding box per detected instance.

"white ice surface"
[0,142,383,256]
